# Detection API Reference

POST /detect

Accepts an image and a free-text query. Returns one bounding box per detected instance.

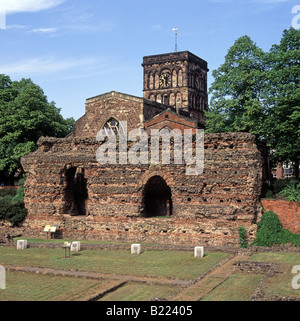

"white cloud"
[0,0,65,14]
[30,27,57,33]
[6,24,27,30]
[0,56,96,75]
[151,24,162,31]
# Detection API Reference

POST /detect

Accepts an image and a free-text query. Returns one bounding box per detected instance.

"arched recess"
[172,69,177,87]
[170,93,176,106]
[63,167,88,216]
[175,92,182,107]
[163,94,169,105]
[155,72,160,89]
[178,69,183,86]
[149,73,154,89]
[141,175,172,218]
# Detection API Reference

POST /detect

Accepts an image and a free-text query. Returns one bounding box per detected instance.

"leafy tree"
[0,75,74,178]
[206,35,266,136]
[0,177,27,225]
[263,28,300,177]
[238,226,248,248]
[206,28,300,178]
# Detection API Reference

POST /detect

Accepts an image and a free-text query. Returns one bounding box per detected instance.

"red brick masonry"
[261,199,300,234]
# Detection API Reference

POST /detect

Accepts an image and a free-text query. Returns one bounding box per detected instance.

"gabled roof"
[144,108,198,126]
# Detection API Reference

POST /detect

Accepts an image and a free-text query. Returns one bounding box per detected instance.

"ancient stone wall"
[21,132,263,246]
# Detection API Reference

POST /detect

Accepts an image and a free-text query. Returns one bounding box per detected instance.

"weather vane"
[172,27,178,52]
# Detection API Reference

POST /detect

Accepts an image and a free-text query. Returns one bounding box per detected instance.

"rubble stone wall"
[21,132,263,246]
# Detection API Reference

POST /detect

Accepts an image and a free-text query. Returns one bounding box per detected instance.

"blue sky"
[0,0,298,120]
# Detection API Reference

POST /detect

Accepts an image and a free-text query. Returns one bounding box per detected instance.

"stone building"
[21,51,263,246]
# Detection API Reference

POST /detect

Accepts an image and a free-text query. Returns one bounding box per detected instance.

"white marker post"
[0,265,5,290]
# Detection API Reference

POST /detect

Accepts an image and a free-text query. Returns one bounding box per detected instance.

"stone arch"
[149,93,156,101]
[154,72,160,89]
[172,69,177,87]
[141,175,172,218]
[144,72,149,90]
[149,72,154,89]
[178,69,183,86]
[175,92,182,107]
[160,68,171,76]
[100,117,124,136]
[157,94,162,103]
[170,92,176,106]
[63,166,88,216]
[163,94,169,105]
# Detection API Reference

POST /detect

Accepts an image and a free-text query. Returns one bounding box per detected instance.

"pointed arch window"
[102,118,124,136]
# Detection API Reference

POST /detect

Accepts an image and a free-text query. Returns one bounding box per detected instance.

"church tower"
[142,51,209,122]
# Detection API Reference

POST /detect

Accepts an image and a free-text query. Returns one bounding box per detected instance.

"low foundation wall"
[17,213,259,247]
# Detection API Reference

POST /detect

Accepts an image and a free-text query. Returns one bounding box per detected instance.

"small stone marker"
[131,243,141,254]
[0,265,5,290]
[194,246,204,258]
[71,241,81,252]
[17,240,27,250]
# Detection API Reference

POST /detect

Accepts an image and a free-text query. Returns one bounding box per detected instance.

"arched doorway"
[142,176,172,218]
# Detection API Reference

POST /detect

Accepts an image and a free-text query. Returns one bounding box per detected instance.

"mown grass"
[0,247,229,280]
[262,264,300,299]
[250,252,300,264]
[1,244,299,301]
[202,274,264,301]
[250,252,300,299]
[98,282,180,301]
[0,271,105,301]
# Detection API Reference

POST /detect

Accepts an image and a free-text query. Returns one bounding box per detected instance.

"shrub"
[279,180,300,203]
[274,178,299,195]
[0,197,27,225]
[0,188,17,198]
[253,211,300,247]
[238,226,248,248]
[0,176,27,225]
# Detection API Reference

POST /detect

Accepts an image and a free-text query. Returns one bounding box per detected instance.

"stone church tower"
[142,51,208,123]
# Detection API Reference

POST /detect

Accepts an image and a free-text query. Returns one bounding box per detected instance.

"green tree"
[206,35,266,136]
[264,28,300,177]
[0,75,74,179]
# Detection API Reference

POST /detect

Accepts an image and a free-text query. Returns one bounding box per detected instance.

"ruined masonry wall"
[21,132,263,246]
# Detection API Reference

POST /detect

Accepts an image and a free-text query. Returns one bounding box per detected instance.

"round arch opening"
[141,175,172,218]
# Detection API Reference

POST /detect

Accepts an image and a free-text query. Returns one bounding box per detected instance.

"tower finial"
[172,27,178,52]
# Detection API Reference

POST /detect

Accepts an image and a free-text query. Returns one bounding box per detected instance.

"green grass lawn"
[202,273,264,301]
[0,247,229,280]
[1,244,299,301]
[250,252,300,264]
[250,252,300,299]
[0,271,107,301]
[98,282,180,301]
